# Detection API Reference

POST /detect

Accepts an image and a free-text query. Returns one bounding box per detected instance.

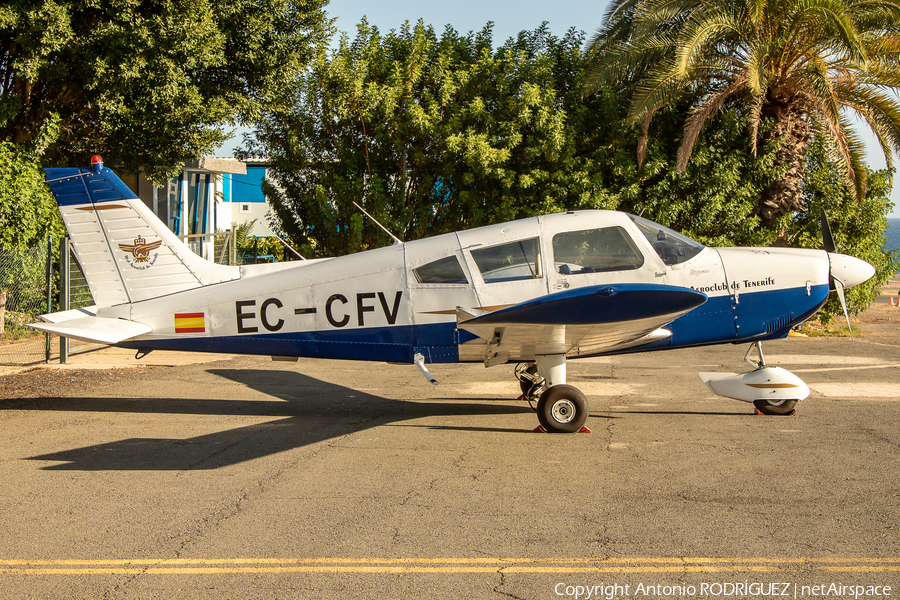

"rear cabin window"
[413,256,468,284]
[552,227,644,274]
[471,238,543,283]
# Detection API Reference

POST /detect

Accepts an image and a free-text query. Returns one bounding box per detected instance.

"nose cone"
[829,253,876,289]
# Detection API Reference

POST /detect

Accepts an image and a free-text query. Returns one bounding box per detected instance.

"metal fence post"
[44,234,52,363]
[59,237,69,364]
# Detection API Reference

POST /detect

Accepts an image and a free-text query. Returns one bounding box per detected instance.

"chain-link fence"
[66,245,93,311]
[181,230,238,265]
[0,240,52,367]
[0,238,96,370]
[0,227,280,371]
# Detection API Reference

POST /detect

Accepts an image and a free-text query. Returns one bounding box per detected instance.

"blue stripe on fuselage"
[632,283,829,351]
[119,323,465,364]
[119,284,830,363]
[733,283,829,340]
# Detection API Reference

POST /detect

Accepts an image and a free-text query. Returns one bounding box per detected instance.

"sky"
[218,0,899,218]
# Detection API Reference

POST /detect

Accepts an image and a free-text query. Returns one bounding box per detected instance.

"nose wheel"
[753,399,798,416]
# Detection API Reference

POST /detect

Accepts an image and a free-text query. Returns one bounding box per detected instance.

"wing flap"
[28,315,152,345]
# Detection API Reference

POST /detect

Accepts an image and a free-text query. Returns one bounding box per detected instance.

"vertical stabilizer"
[44,159,239,307]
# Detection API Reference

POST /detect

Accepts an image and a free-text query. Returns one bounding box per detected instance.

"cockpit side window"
[552,227,644,274]
[413,255,469,284]
[471,238,543,283]
[629,214,705,266]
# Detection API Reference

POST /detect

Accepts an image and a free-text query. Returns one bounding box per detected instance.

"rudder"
[44,159,239,307]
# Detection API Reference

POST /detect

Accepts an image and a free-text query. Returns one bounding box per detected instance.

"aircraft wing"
[457,284,706,366]
[29,309,152,345]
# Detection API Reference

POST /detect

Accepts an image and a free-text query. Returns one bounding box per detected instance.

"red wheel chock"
[532,425,591,433]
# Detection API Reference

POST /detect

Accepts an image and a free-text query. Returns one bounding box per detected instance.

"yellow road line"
[1,566,899,575]
[0,558,898,575]
[2,557,899,566]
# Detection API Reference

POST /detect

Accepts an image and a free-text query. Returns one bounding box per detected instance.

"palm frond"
[835,84,900,174]
[635,0,703,31]
[627,58,685,123]
[841,115,869,202]
[677,79,746,170]
[637,110,655,169]
[745,37,772,96]
[746,86,767,156]
[587,0,643,52]
[673,7,745,77]
[797,56,842,129]
[807,93,862,201]
[583,33,679,95]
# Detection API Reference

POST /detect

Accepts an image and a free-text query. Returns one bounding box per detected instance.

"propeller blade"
[820,208,837,253]
[833,278,854,341]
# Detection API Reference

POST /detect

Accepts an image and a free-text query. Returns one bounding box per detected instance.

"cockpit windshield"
[629,214,705,266]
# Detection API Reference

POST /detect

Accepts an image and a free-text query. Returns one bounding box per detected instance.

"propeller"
[820,208,837,253]
[820,208,853,340]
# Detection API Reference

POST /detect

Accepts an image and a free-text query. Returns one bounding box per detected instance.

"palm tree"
[584,0,900,238]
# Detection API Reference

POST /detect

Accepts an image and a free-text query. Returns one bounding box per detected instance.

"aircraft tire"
[537,385,589,433]
[752,399,798,415]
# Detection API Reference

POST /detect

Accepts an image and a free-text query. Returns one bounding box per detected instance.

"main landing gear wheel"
[753,399,798,416]
[537,385,589,433]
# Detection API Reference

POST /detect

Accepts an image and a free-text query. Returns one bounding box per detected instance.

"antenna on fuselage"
[352,201,404,246]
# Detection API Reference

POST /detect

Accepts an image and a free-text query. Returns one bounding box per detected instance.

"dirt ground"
[860,273,900,324]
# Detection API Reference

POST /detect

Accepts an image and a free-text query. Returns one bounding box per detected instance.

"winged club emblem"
[118,235,162,265]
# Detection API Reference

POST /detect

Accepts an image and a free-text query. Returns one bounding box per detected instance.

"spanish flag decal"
[174,312,205,333]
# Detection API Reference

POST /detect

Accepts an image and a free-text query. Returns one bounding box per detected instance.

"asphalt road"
[0,324,898,599]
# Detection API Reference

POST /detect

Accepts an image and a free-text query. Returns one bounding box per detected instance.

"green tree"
[253,17,895,319]
[0,141,62,249]
[0,141,64,337]
[251,20,612,256]
[583,0,900,237]
[0,0,330,177]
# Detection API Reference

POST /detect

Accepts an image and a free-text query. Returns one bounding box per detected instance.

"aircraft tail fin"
[44,159,239,307]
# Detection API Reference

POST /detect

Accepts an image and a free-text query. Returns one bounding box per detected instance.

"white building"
[120,157,275,262]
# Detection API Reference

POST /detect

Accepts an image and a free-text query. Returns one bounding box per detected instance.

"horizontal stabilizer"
[37,306,98,323]
[28,316,152,345]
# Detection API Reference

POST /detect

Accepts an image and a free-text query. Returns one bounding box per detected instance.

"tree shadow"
[22,368,533,471]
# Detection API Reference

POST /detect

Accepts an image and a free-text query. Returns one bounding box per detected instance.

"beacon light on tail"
[31,159,876,432]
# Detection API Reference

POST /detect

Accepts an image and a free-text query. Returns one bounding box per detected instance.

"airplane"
[31,156,876,433]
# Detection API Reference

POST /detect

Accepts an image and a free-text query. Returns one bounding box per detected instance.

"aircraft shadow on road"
[21,368,534,471]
